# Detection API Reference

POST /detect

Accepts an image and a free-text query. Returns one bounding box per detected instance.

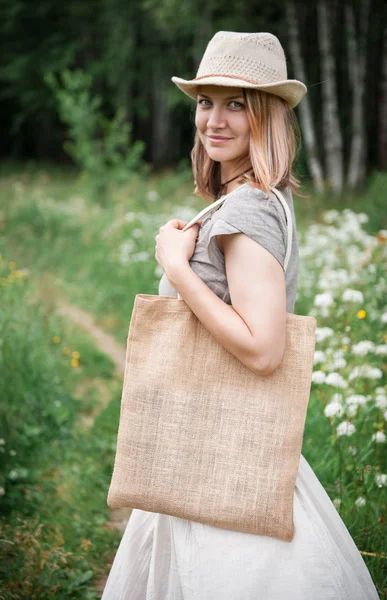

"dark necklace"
[218,167,254,198]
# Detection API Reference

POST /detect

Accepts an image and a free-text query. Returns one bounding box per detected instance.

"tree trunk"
[286,2,325,193]
[151,56,172,167]
[379,25,387,169]
[318,0,344,193]
[345,0,369,189]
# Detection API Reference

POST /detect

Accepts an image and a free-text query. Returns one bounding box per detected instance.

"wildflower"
[346,405,358,417]
[52,336,61,344]
[62,347,70,355]
[147,190,159,201]
[346,395,368,406]
[372,432,386,444]
[342,289,364,303]
[333,498,341,509]
[315,327,334,343]
[349,366,383,381]
[325,373,348,389]
[314,350,326,365]
[381,312,387,324]
[72,351,80,359]
[375,473,387,488]
[9,450,16,456]
[357,309,366,319]
[314,292,334,308]
[0,487,5,496]
[336,421,356,437]
[376,395,387,410]
[0,439,5,445]
[324,401,344,418]
[71,358,80,368]
[375,344,387,355]
[352,341,375,356]
[355,497,366,507]
[348,445,357,456]
[312,371,326,384]
[384,411,387,421]
[8,261,16,270]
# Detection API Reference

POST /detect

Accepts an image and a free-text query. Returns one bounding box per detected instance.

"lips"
[207,135,231,142]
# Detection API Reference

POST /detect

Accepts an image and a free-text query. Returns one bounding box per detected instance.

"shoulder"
[217,184,288,232]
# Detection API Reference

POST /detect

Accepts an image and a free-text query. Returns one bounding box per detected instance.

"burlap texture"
[107,294,316,542]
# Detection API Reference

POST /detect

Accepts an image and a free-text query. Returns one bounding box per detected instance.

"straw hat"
[172,31,307,109]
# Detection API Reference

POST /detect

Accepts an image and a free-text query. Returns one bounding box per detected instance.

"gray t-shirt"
[158,183,299,313]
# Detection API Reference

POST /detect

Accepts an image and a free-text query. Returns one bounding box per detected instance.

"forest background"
[0,0,386,598]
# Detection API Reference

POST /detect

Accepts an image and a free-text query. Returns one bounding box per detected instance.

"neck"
[219,161,253,195]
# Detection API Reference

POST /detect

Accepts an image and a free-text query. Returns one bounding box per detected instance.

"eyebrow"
[197,93,244,100]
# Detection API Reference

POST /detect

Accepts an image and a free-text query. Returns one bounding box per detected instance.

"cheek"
[195,110,206,132]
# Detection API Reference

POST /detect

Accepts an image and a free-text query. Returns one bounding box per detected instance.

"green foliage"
[45,69,146,203]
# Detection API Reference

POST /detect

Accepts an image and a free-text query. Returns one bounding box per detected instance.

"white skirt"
[101,454,380,599]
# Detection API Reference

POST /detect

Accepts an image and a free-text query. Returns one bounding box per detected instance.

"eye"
[229,101,244,109]
[197,98,211,106]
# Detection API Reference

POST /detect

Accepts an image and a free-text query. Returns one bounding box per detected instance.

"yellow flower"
[62,347,71,355]
[13,270,24,278]
[72,351,80,359]
[0,278,7,285]
[357,309,366,319]
[342,345,348,351]
[71,358,80,368]
[8,261,16,270]
[52,336,61,344]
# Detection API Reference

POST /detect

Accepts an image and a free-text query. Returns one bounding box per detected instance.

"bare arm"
[168,231,287,376]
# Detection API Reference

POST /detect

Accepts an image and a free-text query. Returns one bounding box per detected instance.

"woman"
[101,32,379,599]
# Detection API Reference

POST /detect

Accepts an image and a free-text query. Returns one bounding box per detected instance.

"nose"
[206,105,226,130]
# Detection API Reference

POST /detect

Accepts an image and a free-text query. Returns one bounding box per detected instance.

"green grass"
[0,162,386,598]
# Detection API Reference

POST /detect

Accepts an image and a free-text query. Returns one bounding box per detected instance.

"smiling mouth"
[207,135,232,142]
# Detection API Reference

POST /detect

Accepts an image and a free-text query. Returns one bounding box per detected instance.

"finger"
[165,219,188,230]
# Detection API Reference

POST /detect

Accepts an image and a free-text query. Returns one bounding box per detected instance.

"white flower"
[132,228,144,238]
[375,473,387,488]
[0,439,5,445]
[323,209,340,224]
[341,336,351,345]
[381,312,387,324]
[348,445,357,456]
[314,292,334,308]
[337,421,356,437]
[9,470,18,480]
[315,327,334,343]
[9,450,16,456]
[349,366,383,381]
[346,395,368,406]
[124,211,137,222]
[333,498,342,509]
[0,487,5,496]
[372,431,386,444]
[312,370,326,384]
[325,373,348,388]
[324,401,344,417]
[355,496,366,507]
[326,357,347,370]
[314,350,326,365]
[352,341,375,356]
[346,405,358,417]
[147,190,159,201]
[376,395,387,410]
[384,411,387,421]
[375,344,387,356]
[131,251,150,263]
[342,289,364,303]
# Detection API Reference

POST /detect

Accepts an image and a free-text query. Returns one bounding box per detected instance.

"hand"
[155,218,202,278]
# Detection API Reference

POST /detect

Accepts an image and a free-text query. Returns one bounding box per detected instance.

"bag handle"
[177,186,292,301]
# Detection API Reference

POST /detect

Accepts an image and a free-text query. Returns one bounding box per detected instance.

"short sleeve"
[207,187,288,270]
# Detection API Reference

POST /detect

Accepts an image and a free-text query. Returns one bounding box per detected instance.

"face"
[195,85,251,170]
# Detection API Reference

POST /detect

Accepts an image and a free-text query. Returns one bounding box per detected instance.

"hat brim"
[171,76,307,109]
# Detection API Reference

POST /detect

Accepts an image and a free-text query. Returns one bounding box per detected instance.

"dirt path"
[56,299,132,596]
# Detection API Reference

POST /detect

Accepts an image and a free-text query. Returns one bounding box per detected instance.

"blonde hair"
[191,88,301,200]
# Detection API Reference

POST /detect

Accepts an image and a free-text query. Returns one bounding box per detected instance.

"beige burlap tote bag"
[107,187,317,542]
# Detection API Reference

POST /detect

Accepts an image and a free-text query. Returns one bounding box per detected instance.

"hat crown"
[195,31,288,85]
